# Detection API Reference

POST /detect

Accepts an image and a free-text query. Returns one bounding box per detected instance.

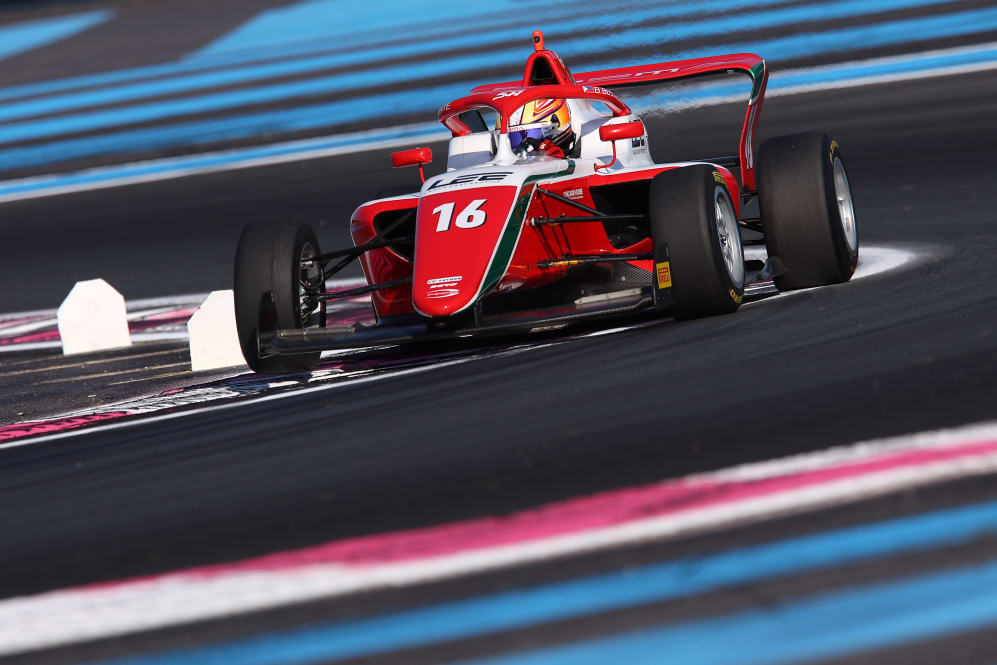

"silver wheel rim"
[298,240,324,328]
[833,157,858,252]
[714,186,744,288]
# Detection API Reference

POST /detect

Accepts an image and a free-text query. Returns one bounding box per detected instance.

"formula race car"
[234,31,859,374]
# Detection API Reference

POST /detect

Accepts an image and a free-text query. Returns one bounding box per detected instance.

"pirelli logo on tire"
[655,261,672,289]
[652,243,674,312]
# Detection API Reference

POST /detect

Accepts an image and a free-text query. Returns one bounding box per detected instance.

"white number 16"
[433,199,487,232]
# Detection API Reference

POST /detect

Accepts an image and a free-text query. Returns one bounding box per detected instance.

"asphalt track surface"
[2,71,997,663]
[0,0,286,88]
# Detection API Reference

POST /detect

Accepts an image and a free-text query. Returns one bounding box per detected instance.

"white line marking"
[852,245,918,279]
[2,419,997,655]
[741,245,919,309]
[0,347,520,451]
[0,332,193,353]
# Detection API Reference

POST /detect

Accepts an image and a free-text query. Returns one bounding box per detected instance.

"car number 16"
[433,199,487,232]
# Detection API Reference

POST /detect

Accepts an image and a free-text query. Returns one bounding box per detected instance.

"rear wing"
[472,53,768,190]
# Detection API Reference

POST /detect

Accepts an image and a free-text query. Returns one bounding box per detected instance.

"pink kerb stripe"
[77,435,997,592]
[0,412,133,441]
[68,436,979,586]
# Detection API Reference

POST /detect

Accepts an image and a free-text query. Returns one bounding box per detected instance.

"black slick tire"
[649,165,745,319]
[233,221,324,374]
[757,132,859,290]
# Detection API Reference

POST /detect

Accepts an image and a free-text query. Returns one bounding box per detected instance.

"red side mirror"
[391,147,433,168]
[599,121,644,142]
[391,147,432,184]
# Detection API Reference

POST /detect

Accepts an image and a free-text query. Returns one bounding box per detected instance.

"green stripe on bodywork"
[479,161,576,296]
[748,60,766,103]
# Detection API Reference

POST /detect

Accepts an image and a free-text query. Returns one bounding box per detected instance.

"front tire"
[233,221,325,374]
[649,165,745,319]
[757,132,859,290]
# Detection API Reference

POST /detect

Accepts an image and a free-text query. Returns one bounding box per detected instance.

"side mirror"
[599,121,644,142]
[391,147,432,184]
[391,147,432,168]
[595,121,645,171]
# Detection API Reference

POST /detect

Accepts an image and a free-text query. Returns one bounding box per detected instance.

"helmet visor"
[509,126,545,152]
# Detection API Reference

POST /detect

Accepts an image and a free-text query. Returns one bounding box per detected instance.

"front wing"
[259,288,656,357]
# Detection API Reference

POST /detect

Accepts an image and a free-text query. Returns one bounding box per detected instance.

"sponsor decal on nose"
[426,288,460,298]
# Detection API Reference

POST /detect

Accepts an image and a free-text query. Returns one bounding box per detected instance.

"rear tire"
[649,165,745,319]
[233,221,325,374]
[757,132,859,290]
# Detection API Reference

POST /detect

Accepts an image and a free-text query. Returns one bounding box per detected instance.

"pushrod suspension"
[538,252,652,269]
[315,208,415,278]
[533,214,646,225]
[317,276,413,301]
[312,235,414,260]
[534,187,646,225]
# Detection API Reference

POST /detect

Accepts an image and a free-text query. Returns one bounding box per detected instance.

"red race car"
[234,31,858,374]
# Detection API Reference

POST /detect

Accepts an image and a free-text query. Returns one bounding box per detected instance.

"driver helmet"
[508,98,574,154]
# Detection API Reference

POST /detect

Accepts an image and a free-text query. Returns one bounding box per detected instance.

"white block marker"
[187,290,248,372]
[57,278,131,355]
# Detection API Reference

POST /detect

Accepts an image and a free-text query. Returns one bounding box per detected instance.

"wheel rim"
[832,157,858,253]
[298,241,324,328]
[714,186,744,288]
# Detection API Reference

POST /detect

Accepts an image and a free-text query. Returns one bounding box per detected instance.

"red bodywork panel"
[411,186,519,317]
[351,165,741,320]
[350,197,417,319]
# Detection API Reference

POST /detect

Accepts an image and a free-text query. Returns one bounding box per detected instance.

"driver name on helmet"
[508,98,575,158]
